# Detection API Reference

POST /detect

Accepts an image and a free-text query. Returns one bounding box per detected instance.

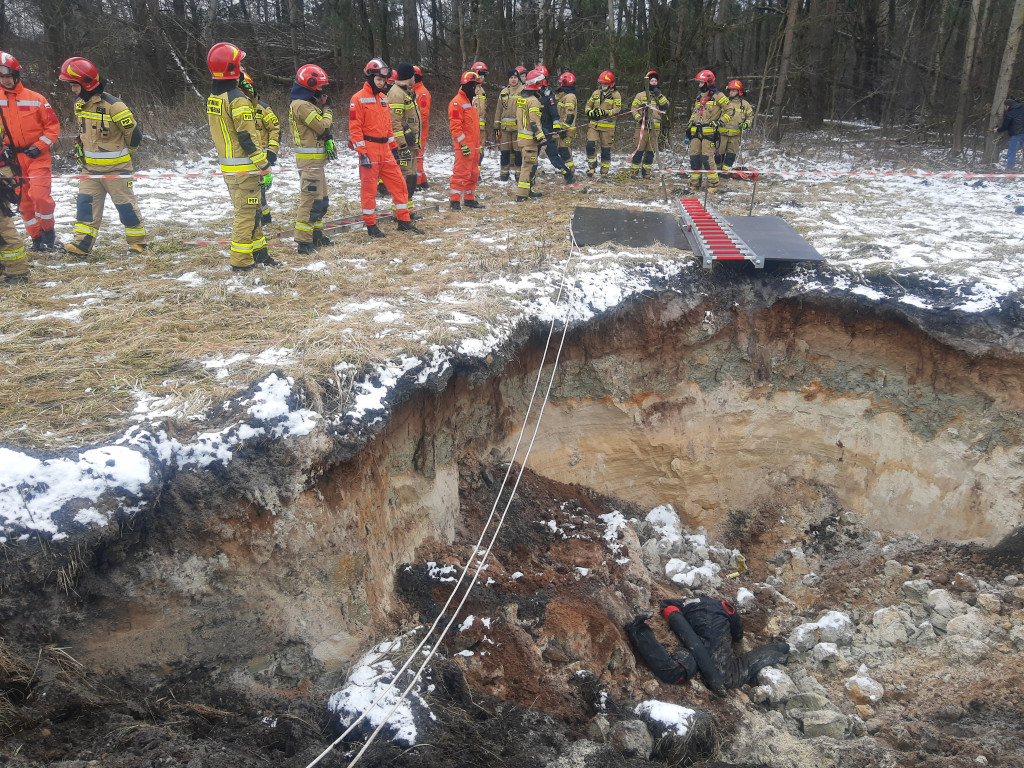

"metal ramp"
[676,197,760,268]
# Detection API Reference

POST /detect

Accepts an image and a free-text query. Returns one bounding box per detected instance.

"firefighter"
[629,70,669,178]
[685,69,732,194]
[59,57,148,258]
[470,62,488,170]
[536,66,573,184]
[495,69,523,181]
[555,71,578,180]
[0,137,29,283]
[514,69,546,202]
[349,59,421,237]
[413,65,431,190]
[584,70,621,179]
[626,596,790,694]
[240,71,280,225]
[719,79,753,179]
[203,44,275,271]
[448,71,484,211]
[388,62,421,204]
[0,52,59,252]
[289,63,334,253]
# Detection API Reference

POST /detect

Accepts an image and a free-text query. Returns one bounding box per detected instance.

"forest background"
[1,0,1023,164]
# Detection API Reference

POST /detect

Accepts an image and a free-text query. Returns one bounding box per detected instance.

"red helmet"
[0,51,21,74]
[514,65,528,75]
[387,69,397,84]
[364,58,390,79]
[727,79,743,93]
[524,68,546,89]
[460,70,479,85]
[645,69,659,81]
[59,57,101,88]
[536,65,549,77]
[296,64,328,90]
[413,65,423,79]
[559,72,576,87]
[598,70,614,87]
[206,42,245,80]
[695,69,715,85]
[471,61,488,76]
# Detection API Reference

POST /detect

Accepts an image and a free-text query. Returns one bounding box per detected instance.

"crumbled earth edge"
[1,461,1022,767]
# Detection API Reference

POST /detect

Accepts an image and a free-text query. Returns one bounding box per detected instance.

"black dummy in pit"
[626,595,790,696]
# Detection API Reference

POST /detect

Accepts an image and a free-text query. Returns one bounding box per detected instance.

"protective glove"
[739,121,749,130]
[710,119,721,128]
[358,152,372,169]
[400,147,413,166]
[267,150,277,165]
[684,137,690,146]
[24,146,41,159]
[651,86,660,95]
[320,93,331,107]
[260,172,273,190]
[565,113,575,126]
[73,139,84,165]
[587,108,601,119]
[460,144,471,157]
[325,138,337,160]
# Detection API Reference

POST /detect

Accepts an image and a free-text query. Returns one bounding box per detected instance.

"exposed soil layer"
[1,283,1023,766]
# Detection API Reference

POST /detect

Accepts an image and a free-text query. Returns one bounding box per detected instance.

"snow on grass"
[635,700,697,737]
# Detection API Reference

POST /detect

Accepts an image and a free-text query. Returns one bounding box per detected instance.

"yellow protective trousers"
[71,174,146,253]
[224,173,265,268]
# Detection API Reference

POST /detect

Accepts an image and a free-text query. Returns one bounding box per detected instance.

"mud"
[2,278,1023,766]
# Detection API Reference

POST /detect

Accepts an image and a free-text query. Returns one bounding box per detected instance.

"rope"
[302,223,585,768]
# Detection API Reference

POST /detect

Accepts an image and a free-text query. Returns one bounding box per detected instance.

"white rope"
[303,223,586,768]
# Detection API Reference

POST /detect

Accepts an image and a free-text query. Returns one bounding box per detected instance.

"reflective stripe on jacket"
[448,89,480,150]
[75,91,141,173]
[207,86,268,174]
[290,98,333,169]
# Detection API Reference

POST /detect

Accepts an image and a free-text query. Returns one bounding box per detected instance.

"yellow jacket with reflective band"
[496,84,522,131]
[516,91,544,142]
[255,99,281,151]
[557,91,577,137]
[719,96,753,135]
[688,91,732,129]
[387,84,420,150]
[289,98,333,169]
[208,86,268,175]
[631,90,669,128]
[74,91,140,173]
[585,88,621,131]
[473,88,487,132]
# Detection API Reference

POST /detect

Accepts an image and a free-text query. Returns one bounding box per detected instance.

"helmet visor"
[0,66,16,76]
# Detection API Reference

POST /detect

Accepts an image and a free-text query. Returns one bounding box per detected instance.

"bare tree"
[985,0,1024,163]
[767,0,800,141]
[952,0,983,156]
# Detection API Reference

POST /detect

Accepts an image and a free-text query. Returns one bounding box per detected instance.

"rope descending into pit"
[303,223,588,768]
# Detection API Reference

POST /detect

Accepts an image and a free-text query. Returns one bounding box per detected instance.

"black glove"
[566,114,575,126]
[358,152,372,168]
[587,108,601,119]
[267,150,277,165]
[399,147,412,166]
[24,146,41,159]
[320,93,331,107]
[651,86,660,95]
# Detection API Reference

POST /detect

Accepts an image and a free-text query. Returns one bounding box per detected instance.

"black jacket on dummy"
[625,595,789,695]
[998,101,1024,137]
[538,86,568,173]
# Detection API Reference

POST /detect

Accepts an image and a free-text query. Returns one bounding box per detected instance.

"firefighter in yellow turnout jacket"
[584,70,621,178]
[555,72,578,177]
[290,63,334,253]
[686,69,733,193]
[515,69,546,201]
[495,69,523,181]
[240,72,280,225]
[205,43,275,270]
[630,70,669,178]
[58,57,147,257]
[0,142,28,282]
[388,62,421,201]
[719,79,753,178]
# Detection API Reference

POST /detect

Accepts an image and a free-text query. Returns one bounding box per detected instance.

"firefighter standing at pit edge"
[59,57,149,258]
[686,69,732,194]
[584,70,621,179]
[448,71,484,211]
[718,79,753,180]
[629,70,669,178]
[349,59,421,238]
[240,71,281,225]
[470,62,488,172]
[413,66,431,190]
[555,71,578,181]
[204,43,275,271]
[290,63,335,253]
[494,67,525,182]
[514,68,546,202]
[0,52,60,252]
[388,62,421,211]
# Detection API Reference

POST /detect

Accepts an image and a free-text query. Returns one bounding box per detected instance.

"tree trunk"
[607,0,615,70]
[454,0,466,66]
[403,0,418,61]
[768,0,800,141]
[985,0,1024,163]
[952,0,983,155]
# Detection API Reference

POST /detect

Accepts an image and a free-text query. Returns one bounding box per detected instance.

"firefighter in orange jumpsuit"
[0,51,60,251]
[448,71,484,211]
[349,59,422,238]
[413,65,431,190]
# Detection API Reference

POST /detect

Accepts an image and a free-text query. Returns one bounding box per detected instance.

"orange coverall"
[348,82,410,226]
[414,81,431,186]
[0,81,59,239]
[448,90,481,203]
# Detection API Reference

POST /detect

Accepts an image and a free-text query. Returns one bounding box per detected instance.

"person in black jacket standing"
[626,595,789,696]
[995,99,1024,170]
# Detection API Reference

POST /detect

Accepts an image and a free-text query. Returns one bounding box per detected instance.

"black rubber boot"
[42,229,57,249]
[253,247,279,266]
[450,200,462,211]
[297,241,317,254]
[397,220,423,234]
[313,231,333,247]
[463,199,484,209]
[367,224,385,238]
[30,235,44,251]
